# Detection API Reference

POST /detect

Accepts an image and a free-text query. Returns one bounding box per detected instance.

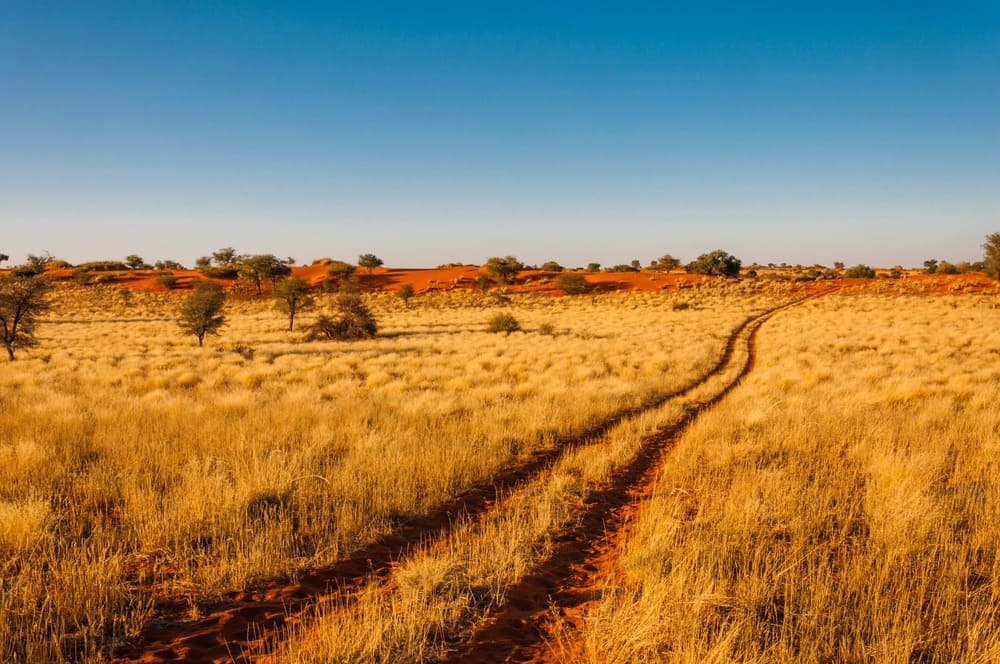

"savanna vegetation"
[1,239,999,662]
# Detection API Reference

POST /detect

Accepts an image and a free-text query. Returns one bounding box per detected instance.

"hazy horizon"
[3,2,998,268]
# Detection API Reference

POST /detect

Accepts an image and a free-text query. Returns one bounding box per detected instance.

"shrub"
[155,272,178,289]
[397,284,415,306]
[606,264,639,273]
[556,273,589,295]
[672,301,691,311]
[303,293,377,341]
[486,312,521,334]
[585,263,601,272]
[538,322,556,336]
[540,261,564,272]
[231,342,255,360]
[686,250,742,277]
[844,264,876,278]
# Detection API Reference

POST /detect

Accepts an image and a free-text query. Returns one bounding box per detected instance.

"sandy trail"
[111,297,819,663]
[445,292,829,663]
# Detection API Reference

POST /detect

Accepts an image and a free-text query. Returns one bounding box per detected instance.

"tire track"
[446,292,829,663]
[111,298,816,663]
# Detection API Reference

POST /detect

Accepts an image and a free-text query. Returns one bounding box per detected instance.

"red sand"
[21,265,998,297]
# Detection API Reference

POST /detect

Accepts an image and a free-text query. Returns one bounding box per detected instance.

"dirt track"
[445,293,826,663]
[112,295,824,663]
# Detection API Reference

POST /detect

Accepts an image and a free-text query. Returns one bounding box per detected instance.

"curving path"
[112,295,827,663]
[446,292,831,663]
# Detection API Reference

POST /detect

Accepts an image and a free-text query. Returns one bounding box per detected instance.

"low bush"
[303,294,377,341]
[486,313,521,334]
[556,273,589,295]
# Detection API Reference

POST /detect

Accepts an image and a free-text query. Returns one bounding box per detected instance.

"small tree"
[982,233,1000,280]
[273,276,315,332]
[585,262,601,272]
[686,250,742,277]
[397,283,415,306]
[358,253,384,273]
[923,259,939,274]
[125,254,146,270]
[843,264,875,278]
[651,254,681,272]
[556,273,589,294]
[484,256,523,285]
[178,281,226,346]
[212,247,237,267]
[0,253,9,265]
[237,254,290,295]
[0,274,51,360]
[540,261,564,272]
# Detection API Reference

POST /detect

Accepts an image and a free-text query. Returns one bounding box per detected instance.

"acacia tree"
[358,253,384,273]
[273,276,315,331]
[983,233,1000,280]
[125,254,146,270]
[0,253,8,265]
[686,250,742,277]
[484,256,523,285]
[178,281,226,346]
[237,254,290,295]
[0,274,51,360]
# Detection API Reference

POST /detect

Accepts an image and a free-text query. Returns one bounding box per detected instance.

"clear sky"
[2,2,998,268]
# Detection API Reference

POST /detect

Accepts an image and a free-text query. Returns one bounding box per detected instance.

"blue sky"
[2,2,998,268]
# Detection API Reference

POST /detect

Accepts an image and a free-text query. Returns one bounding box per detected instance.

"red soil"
[28,265,997,297]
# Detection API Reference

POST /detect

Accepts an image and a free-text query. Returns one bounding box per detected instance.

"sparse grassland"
[574,295,1000,663]
[0,283,778,662]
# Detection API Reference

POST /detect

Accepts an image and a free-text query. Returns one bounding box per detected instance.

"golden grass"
[574,294,1000,663]
[0,283,777,662]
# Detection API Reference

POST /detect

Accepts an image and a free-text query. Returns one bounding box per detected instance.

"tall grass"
[0,285,775,661]
[576,295,1000,663]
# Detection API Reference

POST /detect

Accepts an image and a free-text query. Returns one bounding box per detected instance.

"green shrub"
[843,264,876,278]
[686,250,742,277]
[155,272,178,289]
[556,273,589,294]
[303,293,377,341]
[486,312,521,334]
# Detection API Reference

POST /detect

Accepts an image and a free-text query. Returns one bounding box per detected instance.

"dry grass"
[574,294,1000,663]
[0,283,776,662]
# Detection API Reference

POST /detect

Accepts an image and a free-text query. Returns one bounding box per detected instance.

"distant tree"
[358,253,384,273]
[556,273,589,294]
[325,261,357,291]
[273,276,315,332]
[983,233,1000,280]
[0,274,51,360]
[607,264,640,273]
[125,254,145,270]
[686,250,742,277]
[195,256,212,269]
[20,253,54,276]
[651,254,681,272]
[540,261,564,272]
[0,253,8,265]
[843,264,876,279]
[484,256,523,285]
[237,254,290,295]
[630,259,642,271]
[936,261,959,275]
[397,283,415,306]
[585,262,601,272]
[923,259,939,274]
[178,281,226,346]
[833,261,845,270]
[154,260,185,270]
[212,247,237,267]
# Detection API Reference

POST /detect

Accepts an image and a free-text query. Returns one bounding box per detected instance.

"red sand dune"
[8,265,998,297]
